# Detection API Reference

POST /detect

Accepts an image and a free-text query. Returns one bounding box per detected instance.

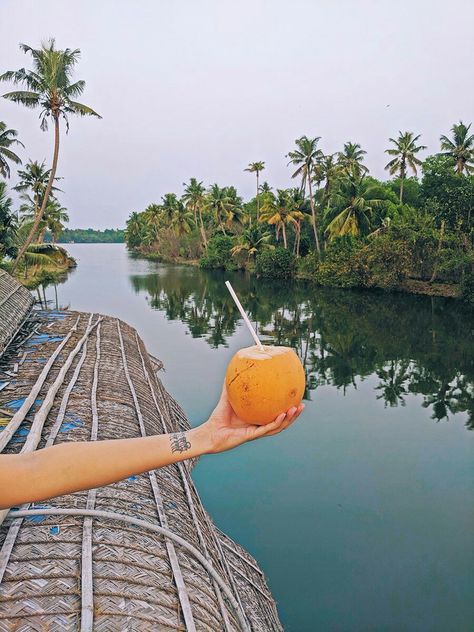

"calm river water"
[44,243,473,631]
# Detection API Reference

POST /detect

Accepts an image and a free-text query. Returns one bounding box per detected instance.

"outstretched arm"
[0,383,304,509]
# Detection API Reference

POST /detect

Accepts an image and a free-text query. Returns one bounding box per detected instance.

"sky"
[1,0,473,229]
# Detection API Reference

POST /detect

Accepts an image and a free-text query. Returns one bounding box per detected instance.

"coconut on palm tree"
[287,136,323,255]
[439,121,474,175]
[0,121,24,178]
[244,161,265,223]
[1,39,101,272]
[182,178,207,248]
[338,142,368,176]
[325,173,382,239]
[384,132,426,203]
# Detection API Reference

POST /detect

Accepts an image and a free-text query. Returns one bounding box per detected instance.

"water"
[45,243,473,631]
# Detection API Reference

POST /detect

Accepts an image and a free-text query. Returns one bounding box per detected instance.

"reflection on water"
[129,267,474,429]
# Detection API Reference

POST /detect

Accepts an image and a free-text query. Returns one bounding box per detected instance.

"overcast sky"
[1,0,473,229]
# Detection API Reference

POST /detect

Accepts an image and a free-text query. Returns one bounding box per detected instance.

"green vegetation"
[45,227,125,243]
[126,123,474,304]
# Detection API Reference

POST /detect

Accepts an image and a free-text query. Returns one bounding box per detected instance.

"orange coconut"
[225,345,305,425]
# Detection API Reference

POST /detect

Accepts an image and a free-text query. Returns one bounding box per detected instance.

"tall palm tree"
[161,193,179,222]
[244,161,265,222]
[0,121,24,178]
[287,136,322,255]
[384,131,426,203]
[43,199,69,242]
[315,153,340,204]
[260,188,304,249]
[182,178,207,248]
[1,39,101,272]
[325,173,382,239]
[338,142,368,176]
[439,121,474,174]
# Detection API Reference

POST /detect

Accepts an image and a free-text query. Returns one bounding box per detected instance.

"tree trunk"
[429,220,445,283]
[198,206,207,250]
[37,227,46,243]
[308,177,321,257]
[256,172,260,222]
[399,161,405,204]
[282,223,287,249]
[12,116,60,273]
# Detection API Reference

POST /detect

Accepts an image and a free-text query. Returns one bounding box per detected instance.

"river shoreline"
[130,248,462,300]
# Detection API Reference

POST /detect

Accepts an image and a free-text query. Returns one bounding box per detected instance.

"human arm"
[0,383,304,509]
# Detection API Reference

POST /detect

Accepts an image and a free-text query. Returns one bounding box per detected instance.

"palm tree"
[161,193,179,222]
[182,178,207,248]
[314,153,340,205]
[338,142,368,176]
[260,188,304,249]
[1,39,101,272]
[259,181,272,194]
[325,173,382,239]
[0,121,24,178]
[385,132,426,203]
[204,184,240,235]
[170,201,195,236]
[287,136,323,255]
[244,161,265,222]
[0,181,17,258]
[42,199,69,242]
[230,225,273,262]
[439,121,474,174]
[14,160,61,228]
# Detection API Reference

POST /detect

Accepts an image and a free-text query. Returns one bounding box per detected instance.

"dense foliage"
[125,123,474,303]
[45,228,125,243]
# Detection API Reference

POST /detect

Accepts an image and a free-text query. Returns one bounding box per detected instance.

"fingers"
[249,403,305,440]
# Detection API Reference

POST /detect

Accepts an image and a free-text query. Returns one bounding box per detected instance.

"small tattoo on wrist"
[170,432,191,453]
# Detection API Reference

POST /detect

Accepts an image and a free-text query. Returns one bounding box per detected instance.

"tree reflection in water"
[129,266,474,430]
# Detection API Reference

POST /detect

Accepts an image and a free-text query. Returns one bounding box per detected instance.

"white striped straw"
[225,280,264,349]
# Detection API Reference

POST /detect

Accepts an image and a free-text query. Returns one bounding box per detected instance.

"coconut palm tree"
[204,184,241,235]
[244,161,265,222]
[338,142,368,176]
[161,193,179,222]
[384,131,426,203]
[14,160,61,228]
[287,136,323,255]
[0,121,24,178]
[18,195,68,242]
[260,188,304,249]
[182,178,207,248]
[325,173,383,239]
[170,201,195,236]
[259,181,272,194]
[230,225,273,262]
[439,121,474,175]
[314,153,341,205]
[1,39,101,272]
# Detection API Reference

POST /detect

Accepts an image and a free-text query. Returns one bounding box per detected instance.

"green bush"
[313,237,366,288]
[199,235,236,270]
[363,234,412,289]
[255,247,296,279]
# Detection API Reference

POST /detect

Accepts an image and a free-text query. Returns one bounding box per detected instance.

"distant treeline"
[45,228,125,243]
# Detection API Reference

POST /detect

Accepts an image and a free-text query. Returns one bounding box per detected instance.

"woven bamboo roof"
[0,298,283,630]
[0,270,34,359]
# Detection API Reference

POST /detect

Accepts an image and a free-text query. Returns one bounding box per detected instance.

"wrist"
[187,423,214,457]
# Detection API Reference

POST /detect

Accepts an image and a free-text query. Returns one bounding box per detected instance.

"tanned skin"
[0,383,304,510]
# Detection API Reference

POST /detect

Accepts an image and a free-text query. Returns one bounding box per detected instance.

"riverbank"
[131,247,462,300]
[3,245,77,291]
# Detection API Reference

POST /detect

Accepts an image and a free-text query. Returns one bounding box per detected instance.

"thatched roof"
[0,305,283,631]
[0,269,34,358]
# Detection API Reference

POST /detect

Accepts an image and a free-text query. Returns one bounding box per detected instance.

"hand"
[199,381,305,454]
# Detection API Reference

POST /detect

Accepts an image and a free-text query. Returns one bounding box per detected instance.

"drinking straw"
[225,280,264,349]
